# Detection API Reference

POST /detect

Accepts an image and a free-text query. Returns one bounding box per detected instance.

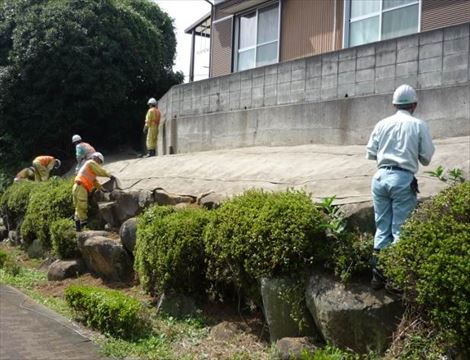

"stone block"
[277,83,291,104]
[265,64,278,75]
[443,69,468,85]
[397,46,418,63]
[419,29,443,45]
[375,65,396,79]
[357,44,375,57]
[395,75,417,88]
[240,69,253,81]
[339,48,356,60]
[419,57,442,74]
[306,57,322,78]
[252,67,265,78]
[355,81,374,96]
[305,88,320,102]
[291,79,305,93]
[219,77,230,92]
[376,39,396,53]
[278,69,292,84]
[443,23,469,40]
[229,92,240,109]
[322,52,338,62]
[443,52,469,72]
[209,94,219,112]
[292,59,306,71]
[397,35,418,50]
[444,37,469,55]
[418,72,442,89]
[338,71,355,85]
[396,61,418,77]
[264,84,277,106]
[229,76,241,92]
[321,74,337,89]
[241,78,252,89]
[252,87,264,107]
[209,80,219,94]
[375,78,396,94]
[338,84,355,98]
[419,42,443,59]
[376,50,396,66]
[339,59,355,73]
[306,77,321,90]
[356,68,374,82]
[290,90,305,103]
[292,67,306,81]
[240,87,252,108]
[356,55,375,70]
[322,60,338,76]
[252,75,264,88]
[265,73,278,85]
[321,86,337,100]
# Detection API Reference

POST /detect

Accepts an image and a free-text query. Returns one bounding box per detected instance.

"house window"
[348,0,420,47]
[234,3,279,71]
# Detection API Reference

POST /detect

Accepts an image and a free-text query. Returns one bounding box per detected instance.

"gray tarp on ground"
[103,136,469,205]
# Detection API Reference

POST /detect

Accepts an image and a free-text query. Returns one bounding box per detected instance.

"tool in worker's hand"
[101,176,122,193]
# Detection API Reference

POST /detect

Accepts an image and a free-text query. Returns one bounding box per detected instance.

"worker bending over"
[72,134,96,173]
[32,155,61,181]
[73,152,114,232]
[143,97,161,157]
[14,167,36,182]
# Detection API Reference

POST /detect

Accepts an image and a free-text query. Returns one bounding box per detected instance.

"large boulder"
[209,321,247,341]
[8,230,20,245]
[340,201,375,233]
[197,192,225,209]
[78,235,133,282]
[0,225,8,241]
[275,337,317,360]
[27,239,45,259]
[154,188,195,206]
[305,273,404,354]
[119,217,137,255]
[48,259,84,281]
[156,293,198,318]
[261,277,319,342]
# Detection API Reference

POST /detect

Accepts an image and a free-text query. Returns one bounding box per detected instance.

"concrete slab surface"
[104,136,470,205]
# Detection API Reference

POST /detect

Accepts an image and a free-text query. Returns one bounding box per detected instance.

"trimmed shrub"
[50,218,78,259]
[20,178,74,248]
[65,284,149,339]
[135,205,211,296]
[204,189,327,300]
[0,181,38,228]
[0,249,7,268]
[381,182,470,348]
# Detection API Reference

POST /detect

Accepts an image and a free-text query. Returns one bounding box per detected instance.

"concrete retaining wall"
[158,23,470,155]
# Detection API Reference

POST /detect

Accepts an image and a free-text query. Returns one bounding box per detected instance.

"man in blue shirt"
[366,84,435,289]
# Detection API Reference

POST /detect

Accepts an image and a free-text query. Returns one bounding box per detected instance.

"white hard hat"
[92,152,104,163]
[72,134,82,143]
[54,159,61,169]
[392,84,418,105]
[147,97,157,106]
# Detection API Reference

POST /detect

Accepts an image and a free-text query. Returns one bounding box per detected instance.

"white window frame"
[343,0,422,48]
[233,1,281,72]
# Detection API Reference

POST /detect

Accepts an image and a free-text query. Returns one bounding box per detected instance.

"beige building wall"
[421,0,470,32]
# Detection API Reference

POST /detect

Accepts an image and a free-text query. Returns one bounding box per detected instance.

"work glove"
[110,175,116,181]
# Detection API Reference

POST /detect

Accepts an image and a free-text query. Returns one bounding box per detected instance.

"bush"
[0,181,37,228]
[65,284,149,339]
[20,178,74,248]
[0,249,7,268]
[0,248,21,275]
[135,205,211,296]
[381,182,470,348]
[204,189,327,301]
[50,218,78,259]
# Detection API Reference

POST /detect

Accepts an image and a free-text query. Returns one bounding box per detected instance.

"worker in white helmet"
[143,97,160,157]
[366,84,435,289]
[72,134,96,174]
[72,152,114,231]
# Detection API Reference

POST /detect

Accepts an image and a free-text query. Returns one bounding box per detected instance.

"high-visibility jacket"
[76,142,96,162]
[145,107,161,128]
[74,159,110,193]
[34,156,55,167]
[14,167,35,181]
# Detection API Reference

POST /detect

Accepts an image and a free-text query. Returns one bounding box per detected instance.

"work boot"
[370,249,385,290]
[75,220,81,232]
[148,149,156,157]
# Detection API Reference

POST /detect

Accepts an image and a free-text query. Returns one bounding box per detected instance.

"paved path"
[0,285,108,360]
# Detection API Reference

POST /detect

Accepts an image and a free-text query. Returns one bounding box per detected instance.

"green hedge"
[135,205,210,296]
[204,189,327,300]
[50,218,78,259]
[20,178,74,248]
[382,182,470,348]
[65,284,149,339]
[0,181,37,228]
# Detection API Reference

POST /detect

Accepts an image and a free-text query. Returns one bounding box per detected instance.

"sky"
[154,0,211,82]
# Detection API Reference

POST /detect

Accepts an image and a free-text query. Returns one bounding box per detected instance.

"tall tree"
[0,0,182,181]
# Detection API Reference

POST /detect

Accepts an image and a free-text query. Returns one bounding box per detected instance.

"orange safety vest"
[35,156,54,166]
[147,107,161,127]
[75,161,97,192]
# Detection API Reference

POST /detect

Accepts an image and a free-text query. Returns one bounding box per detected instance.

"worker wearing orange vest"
[32,156,61,181]
[143,97,161,157]
[14,167,36,182]
[72,134,96,173]
[73,152,114,232]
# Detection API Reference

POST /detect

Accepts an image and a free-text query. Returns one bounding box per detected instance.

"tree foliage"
[0,0,182,177]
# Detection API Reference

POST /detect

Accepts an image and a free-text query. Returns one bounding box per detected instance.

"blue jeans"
[371,168,417,250]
